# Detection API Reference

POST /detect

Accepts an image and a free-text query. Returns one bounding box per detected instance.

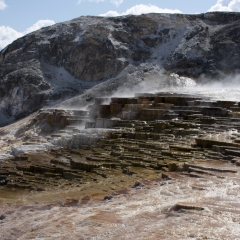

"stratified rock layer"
[1,91,240,199]
[1,90,240,239]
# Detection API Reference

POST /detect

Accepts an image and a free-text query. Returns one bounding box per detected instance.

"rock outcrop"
[1,12,240,125]
[1,91,240,194]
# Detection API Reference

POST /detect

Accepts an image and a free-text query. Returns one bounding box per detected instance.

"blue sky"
[0,0,240,49]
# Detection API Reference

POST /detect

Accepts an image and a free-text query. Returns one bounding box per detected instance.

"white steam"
[161,73,240,101]
[111,69,196,98]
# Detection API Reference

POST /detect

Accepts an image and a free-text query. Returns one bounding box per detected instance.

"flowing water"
[1,167,240,239]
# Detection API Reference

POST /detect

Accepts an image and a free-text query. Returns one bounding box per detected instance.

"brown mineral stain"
[89,211,122,224]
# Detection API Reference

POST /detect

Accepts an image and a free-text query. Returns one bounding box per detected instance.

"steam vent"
[1,12,240,239]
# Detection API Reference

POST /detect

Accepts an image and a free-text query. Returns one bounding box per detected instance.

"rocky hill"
[1,12,240,126]
[1,12,240,238]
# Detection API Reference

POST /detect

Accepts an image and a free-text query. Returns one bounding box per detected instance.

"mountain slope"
[1,12,240,126]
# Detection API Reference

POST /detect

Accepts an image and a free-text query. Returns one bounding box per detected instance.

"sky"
[0,0,240,50]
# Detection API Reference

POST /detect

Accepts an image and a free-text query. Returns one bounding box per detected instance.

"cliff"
[1,12,240,125]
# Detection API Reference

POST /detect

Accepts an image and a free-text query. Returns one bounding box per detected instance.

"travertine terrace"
[1,91,240,239]
[0,91,240,197]
[0,92,240,239]
[2,11,240,239]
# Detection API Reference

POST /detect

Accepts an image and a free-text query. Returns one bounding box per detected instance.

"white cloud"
[110,0,123,7]
[24,20,55,35]
[78,0,123,7]
[0,26,23,49]
[0,20,55,50]
[100,10,119,17]
[78,0,104,3]
[208,0,240,12]
[0,0,7,10]
[100,4,182,17]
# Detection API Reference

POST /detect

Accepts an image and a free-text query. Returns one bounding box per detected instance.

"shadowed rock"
[1,13,240,125]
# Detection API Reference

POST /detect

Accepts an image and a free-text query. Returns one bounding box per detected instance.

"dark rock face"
[1,12,240,125]
[164,13,240,77]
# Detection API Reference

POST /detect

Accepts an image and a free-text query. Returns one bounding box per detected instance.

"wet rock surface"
[0,92,239,195]
[1,12,240,125]
[1,166,240,239]
[1,91,240,238]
